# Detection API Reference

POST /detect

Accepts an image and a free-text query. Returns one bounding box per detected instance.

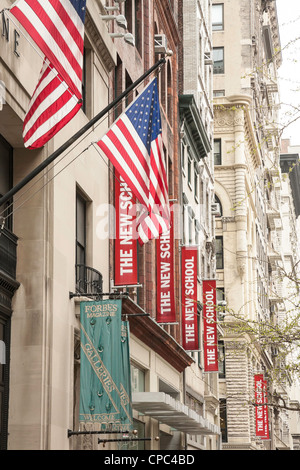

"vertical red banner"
[156,209,176,323]
[114,172,138,286]
[181,246,198,350]
[255,374,270,440]
[203,279,218,372]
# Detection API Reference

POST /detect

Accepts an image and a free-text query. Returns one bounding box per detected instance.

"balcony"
[75,264,103,296]
[0,227,17,280]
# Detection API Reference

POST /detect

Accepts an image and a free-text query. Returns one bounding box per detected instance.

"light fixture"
[100,14,127,29]
[109,32,135,47]
[104,6,120,12]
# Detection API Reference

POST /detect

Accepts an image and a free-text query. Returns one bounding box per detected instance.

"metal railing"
[75,264,103,296]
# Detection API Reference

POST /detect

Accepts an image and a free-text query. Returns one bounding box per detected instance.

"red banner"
[203,279,218,372]
[181,246,198,350]
[156,209,176,323]
[114,172,138,286]
[255,374,270,440]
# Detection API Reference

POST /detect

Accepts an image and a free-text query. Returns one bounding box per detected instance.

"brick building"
[0,0,220,450]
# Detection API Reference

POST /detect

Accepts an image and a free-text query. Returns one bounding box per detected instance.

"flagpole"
[0,57,167,209]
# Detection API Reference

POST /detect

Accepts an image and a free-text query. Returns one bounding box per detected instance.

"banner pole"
[0,57,167,209]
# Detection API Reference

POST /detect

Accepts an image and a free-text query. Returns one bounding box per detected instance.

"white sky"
[276,0,300,145]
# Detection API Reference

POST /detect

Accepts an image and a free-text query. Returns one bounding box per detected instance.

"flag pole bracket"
[67,429,132,438]
[98,436,159,445]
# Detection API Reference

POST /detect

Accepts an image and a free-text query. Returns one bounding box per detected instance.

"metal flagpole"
[0,56,167,210]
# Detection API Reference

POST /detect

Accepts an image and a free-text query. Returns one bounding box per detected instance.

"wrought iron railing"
[75,264,103,296]
[0,228,17,280]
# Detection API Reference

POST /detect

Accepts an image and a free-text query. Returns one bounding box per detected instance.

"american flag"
[98,78,170,245]
[10,0,87,149]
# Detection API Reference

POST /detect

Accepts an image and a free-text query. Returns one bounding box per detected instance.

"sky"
[276,0,300,145]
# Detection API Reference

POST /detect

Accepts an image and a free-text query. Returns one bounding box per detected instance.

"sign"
[203,279,218,372]
[181,246,198,350]
[114,172,138,286]
[1,13,21,57]
[79,300,133,431]
[156,208,176,323]
[255,374,270,440]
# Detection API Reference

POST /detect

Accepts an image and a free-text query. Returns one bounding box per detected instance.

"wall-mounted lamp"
[104,6,120,12]
[100,14,127,30]
[109,32,135,47]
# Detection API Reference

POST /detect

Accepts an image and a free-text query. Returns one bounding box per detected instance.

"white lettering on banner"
[120,249,133,276]
[156,217,175,323]
[203,280,218,371]
[1,13,21,57]
[115,172,137,285]
[184,256,196,344]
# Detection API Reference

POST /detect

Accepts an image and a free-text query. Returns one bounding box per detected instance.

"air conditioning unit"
[211,203,221,216]
[204,51,213,65]
[154,34,167,54]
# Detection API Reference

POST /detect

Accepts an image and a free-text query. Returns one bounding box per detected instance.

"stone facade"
[0,0,220,450]
[213,0,296,450]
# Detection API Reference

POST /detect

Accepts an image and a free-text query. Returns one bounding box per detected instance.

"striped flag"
[10,0,87,149]
[98,78,170,245]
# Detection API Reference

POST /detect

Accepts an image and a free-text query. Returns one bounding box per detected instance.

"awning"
[132,392,220,436]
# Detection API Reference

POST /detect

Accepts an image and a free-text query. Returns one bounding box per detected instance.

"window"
[194,163,199,201]
[214,139,222,165]
[220,398,228,442]
[181,141,186,172]
[0,314,10,450]
[212,4,224,31]
[0,135,13,231]
[215,195,223,216]
[215,236,224,269]
[213,89,225,97]
[125,0,143,56]
[218,341,226,378]
[131,364,145,392]
[76,192,86,267]
[216,287,225,319]
[188,151,192,188]
[213,47,224,74]
[81,45,92,118]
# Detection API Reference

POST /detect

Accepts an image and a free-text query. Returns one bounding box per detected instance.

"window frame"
[214,139,222,165]
[213,47,225,74]
[212,3,224,31]
[215,236,224,270]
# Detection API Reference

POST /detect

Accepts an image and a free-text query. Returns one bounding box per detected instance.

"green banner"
[79,299,133,432]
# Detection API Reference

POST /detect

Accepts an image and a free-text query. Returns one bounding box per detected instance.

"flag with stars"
[10,0,87,149]
[97,78,170,245]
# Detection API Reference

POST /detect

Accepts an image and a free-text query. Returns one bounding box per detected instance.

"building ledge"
[179,94,211,159]
[123,296,194,373]
[132,392,220,436]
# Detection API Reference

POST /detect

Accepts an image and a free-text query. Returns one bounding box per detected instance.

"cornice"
[123,297,194,372]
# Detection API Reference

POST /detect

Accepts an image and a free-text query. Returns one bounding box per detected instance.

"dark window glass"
[216,236,224,269]
[213,47,224,74]
[220,398,228,442]
[214,139,222,165]
[76,193,86,266]
[0,135,13,231]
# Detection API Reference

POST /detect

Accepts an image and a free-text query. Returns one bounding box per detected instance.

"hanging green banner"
[79,299,133,432]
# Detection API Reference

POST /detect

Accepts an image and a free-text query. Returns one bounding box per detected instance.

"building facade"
[280,140,300,450]
[0,0,220,451]
[212,0,297,450]
[178,0,221,450]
